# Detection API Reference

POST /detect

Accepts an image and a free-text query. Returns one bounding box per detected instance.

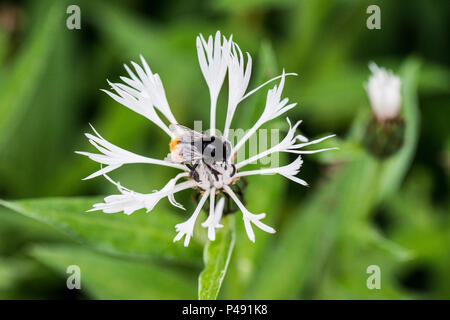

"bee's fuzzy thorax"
[169,137,180,152]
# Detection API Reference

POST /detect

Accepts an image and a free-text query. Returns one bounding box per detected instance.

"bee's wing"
[179,144,204,162]
[169,123,204,143]
[169,124,206,162]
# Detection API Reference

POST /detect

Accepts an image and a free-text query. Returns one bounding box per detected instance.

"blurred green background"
[0,0,448,299]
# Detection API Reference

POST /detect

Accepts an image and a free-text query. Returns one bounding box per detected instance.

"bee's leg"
[186,162,199,171]
[191,170,201,183]
[186,162,201,183]
[204,162,219,181]
[231,164,236,177]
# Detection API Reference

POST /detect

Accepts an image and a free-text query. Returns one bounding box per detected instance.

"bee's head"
[202,136,232,163]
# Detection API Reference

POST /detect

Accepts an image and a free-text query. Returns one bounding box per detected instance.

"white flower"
[366,62,402,121]
[78,31,335,245]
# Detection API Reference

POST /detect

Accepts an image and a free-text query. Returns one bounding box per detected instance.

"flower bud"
[366,62,402,122]
[363,116,405,158]
[363,63,404,158]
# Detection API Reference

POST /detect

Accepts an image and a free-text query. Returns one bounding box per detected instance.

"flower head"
[366,62,402,121]
[77,31,335,246]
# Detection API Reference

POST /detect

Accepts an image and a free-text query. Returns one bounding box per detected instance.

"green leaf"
[212,0,297,12]
[30,244,196,299]
[0,258,35,293]
[0,261,18,291]
[0,197,202,264]
[0,207,68,255]
[198,215,235,300]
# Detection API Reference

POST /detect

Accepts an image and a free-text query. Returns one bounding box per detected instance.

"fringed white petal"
[223,40,297,139]
[89,173,193,215]
[366,62,402,121]
[121,55,177,124]
[231,71,297,155]
[224,42,252,138]
[196,31,232,132]
[173,189,210,247]
[201,189,225,241]
[236,118,336,169]
[224,185,275,242]
[102,55,177,136]
[102,82,173,137]
[76,125,185,179]
[237,156,308,186]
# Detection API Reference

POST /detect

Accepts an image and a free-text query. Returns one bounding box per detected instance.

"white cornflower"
[77,31,335,246]
[366,62,402,121]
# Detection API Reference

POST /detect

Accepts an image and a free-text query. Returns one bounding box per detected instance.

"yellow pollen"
[169,137,180,152]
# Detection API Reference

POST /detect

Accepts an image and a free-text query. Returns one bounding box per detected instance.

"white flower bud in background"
[365,62,402,122]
